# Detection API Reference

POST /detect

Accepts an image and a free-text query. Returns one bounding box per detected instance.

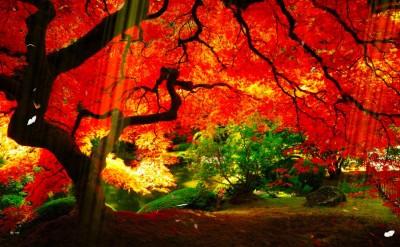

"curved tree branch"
[71,108,121,137]
[71,67,182,142]
[146,0,169,19]
[276,0,400,120]
[311,0,398,46]
[48,0,170,76]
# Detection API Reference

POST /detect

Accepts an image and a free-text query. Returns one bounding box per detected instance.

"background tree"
[0,0,399,234]
[187,119,305,196]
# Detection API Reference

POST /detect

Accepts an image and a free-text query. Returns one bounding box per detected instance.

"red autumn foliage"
[0,205,36,236]
[23,151,71,207]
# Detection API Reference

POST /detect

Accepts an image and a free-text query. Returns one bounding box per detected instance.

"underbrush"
[338,177,370,197]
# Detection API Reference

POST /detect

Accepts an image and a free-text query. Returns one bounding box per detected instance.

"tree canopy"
[0,0,399,231]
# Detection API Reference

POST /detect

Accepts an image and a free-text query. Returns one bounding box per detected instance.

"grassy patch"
[338,178,370,195]
[255,194,397,223]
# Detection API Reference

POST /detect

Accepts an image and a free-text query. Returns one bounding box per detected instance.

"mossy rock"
[305,186,346,207]
[138,188,217,213]
[34,197,76,222]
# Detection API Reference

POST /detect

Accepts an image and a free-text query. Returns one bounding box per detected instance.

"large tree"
[0,0,399,231]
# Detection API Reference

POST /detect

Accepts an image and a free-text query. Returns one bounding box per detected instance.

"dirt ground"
[1,196,400,247]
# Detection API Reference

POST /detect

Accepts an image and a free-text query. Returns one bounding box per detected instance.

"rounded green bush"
[138,188,217,213]
[34,197,76,222]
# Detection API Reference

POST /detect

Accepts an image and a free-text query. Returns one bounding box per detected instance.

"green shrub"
[112,141,137,164]
[0,178,32,210]
[289,162,326,195]
[90,137,101,150]
[91,138,137,164]
[0,194,25,210]
[21,174,35,184]
[171,134,189,145]
[171,143,192,152]
[32,166,43,173]
[34,197,76,222]
[0,180,24,195]
[137,188,217,213]
[265,158,326,196]
[0,157,4,168]
[186,120,305,196]
[338,178,370,194]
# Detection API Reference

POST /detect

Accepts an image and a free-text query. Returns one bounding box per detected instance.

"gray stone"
[305,186,346,207]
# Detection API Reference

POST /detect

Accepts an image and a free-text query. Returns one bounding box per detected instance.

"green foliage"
[21,174,34,185]
[0,180,24,195]
[171,143,192,152]
[34,197,76,222]
[0,157,4,168]
[0,177,34,210]
[32,166,43,173]
[186,120,305,195]
[112,141,137,164]
[338,178,370,194]
[167,126,199,145]
[90,137,101,150]
[289,160,326,195]
[0,194,24,210]
[91,138,137,164]
[166,126,198,152]
[387,146,400,157]
[266,158,326,196]
[171,133,189,145]
[137,187,217,213]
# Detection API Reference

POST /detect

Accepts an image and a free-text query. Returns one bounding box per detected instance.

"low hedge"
[138,188,217,213]
[34,197,76,222]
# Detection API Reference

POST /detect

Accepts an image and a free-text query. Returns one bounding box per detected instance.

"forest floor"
[1,193,400,247]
